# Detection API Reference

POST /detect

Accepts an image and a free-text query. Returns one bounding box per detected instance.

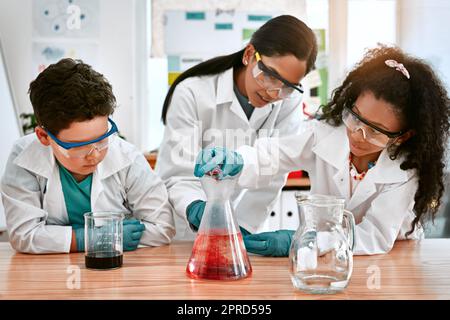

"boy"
[1,58,175,254]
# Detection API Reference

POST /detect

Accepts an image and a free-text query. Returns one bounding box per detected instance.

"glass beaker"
[289,193,355,294]
[84,212,124,270]
[186,175,252,280]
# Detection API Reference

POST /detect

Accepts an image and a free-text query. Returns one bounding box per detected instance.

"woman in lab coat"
[195,46,450,255]
[156,15,318,241]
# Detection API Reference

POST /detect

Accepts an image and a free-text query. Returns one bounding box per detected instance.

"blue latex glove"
[194,147,243,180]
[73,226,85,252]
[243,230,295,257]
[73,219,145,252]
[123,219,145,251]
[186,200,251,236]
[186,200,206,231]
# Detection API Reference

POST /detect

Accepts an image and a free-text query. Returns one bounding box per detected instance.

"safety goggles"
[342,106,405,148]
[252,51,304,100]
[45,118,119,158]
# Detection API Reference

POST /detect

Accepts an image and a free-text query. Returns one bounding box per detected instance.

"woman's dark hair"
[321,45,450,236]
[29,58,116,135]
[161,14,318,124]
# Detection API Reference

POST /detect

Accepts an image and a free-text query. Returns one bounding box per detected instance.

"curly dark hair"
[321,45,450,236]
[28,58,116,135]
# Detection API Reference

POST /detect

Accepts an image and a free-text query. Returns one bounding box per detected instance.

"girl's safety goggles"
[252,51,304,100]
[45,118,119,158]
[342,107,404,148]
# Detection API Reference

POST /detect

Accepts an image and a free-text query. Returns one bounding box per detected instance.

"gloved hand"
[74,220,145,252]
[194,147,243,180]
[186,200,206,231]
[73,226,85,252]
[186,200,251,236]
[243,230,294,257]
[123,219,145,251]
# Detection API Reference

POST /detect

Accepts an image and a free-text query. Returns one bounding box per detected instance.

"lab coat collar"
[216,68,281,125]
[14,136,55,179]
[313,124,411,184]
[14,135,134,181]
[96,140,135,179]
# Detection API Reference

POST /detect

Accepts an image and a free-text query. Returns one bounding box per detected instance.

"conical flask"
[186,174,252,280]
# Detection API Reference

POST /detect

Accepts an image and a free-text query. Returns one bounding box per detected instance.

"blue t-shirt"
[233,82,255,120]
[58,163,93,228]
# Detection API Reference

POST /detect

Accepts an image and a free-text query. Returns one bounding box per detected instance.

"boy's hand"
[123,219,145,251]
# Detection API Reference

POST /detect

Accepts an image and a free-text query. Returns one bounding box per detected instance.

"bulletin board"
[164,10,281,84]
[151,0,307,57]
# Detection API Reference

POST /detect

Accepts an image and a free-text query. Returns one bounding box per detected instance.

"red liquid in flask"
[186,230,252,280]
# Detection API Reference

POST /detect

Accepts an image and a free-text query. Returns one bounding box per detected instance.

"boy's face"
[35,116,110,178]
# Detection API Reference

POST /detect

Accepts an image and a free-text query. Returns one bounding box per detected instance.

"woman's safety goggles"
[45,118,119,158]
[342,107,404,148]
[252,51,304,100]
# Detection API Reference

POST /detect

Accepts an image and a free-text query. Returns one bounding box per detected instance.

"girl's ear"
[35,126,51,146]
[395,130,415,146]
[243,44,256,66]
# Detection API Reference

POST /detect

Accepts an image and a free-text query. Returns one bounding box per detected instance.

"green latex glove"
[123,219,145,251]
[243,230,295,257]
[194,147,243,180]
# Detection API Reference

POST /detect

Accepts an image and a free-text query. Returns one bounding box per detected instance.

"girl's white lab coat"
[155,67,304,239]
[1,134,175,254]
[237,120,423,255]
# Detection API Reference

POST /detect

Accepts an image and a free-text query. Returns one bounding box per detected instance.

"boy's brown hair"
[28,58,116,135]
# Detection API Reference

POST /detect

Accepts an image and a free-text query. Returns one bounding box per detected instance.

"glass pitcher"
[186,175,252,280]
[289,193,355,294]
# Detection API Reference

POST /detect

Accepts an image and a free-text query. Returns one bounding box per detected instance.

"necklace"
[349,153,376,181]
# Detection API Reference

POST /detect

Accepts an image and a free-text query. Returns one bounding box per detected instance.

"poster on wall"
[32,0,99,38]
[32,42,99,78]
[32,0,100,76]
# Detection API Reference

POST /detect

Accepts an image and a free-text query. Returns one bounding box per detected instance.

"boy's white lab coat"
[156,68,303,239]
[237,120,423,255]
[1,134,175,254]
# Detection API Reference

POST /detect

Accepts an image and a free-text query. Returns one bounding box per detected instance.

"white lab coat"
[155,67,303,239]
[1,134,175,254]
[237,120,423,255]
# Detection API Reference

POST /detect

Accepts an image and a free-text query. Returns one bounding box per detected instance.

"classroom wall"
[398,0,450,170]
[398,0,450,92]
[0,0,139,146]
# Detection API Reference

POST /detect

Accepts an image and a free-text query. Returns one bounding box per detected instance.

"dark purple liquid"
[85,251,123,270]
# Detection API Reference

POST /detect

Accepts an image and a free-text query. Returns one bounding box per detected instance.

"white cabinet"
[259,190,309,232]
[258,196,282,232]
[280,191,300,231]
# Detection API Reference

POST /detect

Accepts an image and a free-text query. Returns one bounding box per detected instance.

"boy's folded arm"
[1,151,72,254]
[122,154,176,246]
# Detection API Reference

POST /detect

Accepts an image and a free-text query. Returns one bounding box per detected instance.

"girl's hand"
[194,147,243,180]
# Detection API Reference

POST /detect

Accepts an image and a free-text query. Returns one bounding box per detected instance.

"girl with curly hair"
[195,45,450,256]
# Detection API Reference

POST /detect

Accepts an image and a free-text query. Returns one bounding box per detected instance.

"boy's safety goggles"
[45,118,119,158]
[252,51,304,100]
[342,106,404,148]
